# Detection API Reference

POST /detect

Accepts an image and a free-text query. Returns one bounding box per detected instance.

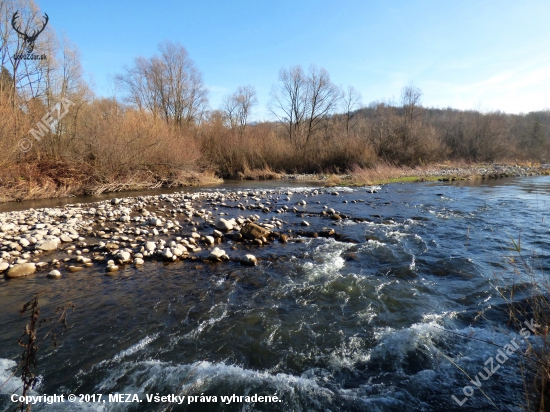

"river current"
[1,176,549,411]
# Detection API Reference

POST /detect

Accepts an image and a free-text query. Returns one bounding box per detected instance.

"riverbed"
[1,177,549,411]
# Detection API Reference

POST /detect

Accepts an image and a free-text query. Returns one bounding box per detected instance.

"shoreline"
[0,163,548,205]
[0,165,547,280]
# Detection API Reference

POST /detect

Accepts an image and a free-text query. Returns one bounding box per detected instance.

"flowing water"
[1,177,550,411]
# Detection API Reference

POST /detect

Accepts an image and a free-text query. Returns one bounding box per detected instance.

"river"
[1,176,549,411]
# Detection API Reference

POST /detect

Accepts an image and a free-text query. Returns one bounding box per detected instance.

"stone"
[240,254,258,266]
[19,238,30,247]
[104,242,119,250]
[208,247,227,261]
[161,249,173,260]
[106,265,119,273]
[215,218,234,231]
[116,251,132,263]
[204,236,215,245]
[6,263,36,278]
[145,241,156,251]
[149,217,163,226]
[240,223,270,240]
[47,270,61,278]
[134,258,144,266]
[301,221,310,226]
[1,223,14,232]
[68,266,84,273]
[36,239,59,251]
[319,228,335,237]
[59,234,72,243]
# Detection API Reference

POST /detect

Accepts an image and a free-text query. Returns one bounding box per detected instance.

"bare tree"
[401,82,422,123]
[269,65,341,149]
[222,85,257,136]
[395,82,423,148]
[342,85,362,137]
[116,41,208,128]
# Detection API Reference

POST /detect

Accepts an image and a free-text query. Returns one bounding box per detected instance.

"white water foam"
[184,302,229,340]
[300,239,352,281]
[0,358,19,395]
[112,333,159,362]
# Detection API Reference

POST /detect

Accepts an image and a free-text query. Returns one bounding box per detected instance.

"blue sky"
[38,0,550,119]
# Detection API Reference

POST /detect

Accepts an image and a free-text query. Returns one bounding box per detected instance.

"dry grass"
[324,175,344,187]
[489,238,550,411]
[0,161,89,202]
[237,165,282,180]
[0,159,221,203]
[347,163,418,185]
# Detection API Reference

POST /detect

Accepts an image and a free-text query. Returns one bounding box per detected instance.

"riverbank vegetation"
[1,0,550,202]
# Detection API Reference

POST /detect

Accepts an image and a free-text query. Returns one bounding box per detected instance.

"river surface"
[1,177,549,411]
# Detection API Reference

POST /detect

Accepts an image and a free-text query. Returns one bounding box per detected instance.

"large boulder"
[240,223,270,240]
[6,263,36,278]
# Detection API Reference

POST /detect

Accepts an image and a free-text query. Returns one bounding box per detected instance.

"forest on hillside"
[1,0,549,199]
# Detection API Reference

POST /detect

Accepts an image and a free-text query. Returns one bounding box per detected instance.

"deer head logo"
[11,11,49,54]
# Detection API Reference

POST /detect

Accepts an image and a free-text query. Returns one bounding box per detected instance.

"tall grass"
[496,239,550,411]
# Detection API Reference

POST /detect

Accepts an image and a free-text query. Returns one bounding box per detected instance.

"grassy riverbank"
[0,161,222,203]
[322,162,550,187]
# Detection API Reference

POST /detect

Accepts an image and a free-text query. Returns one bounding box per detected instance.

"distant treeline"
[1,0,549,193]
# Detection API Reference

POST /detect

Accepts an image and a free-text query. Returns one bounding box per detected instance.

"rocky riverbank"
[416,163,548,179]
[0,187,381,280]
